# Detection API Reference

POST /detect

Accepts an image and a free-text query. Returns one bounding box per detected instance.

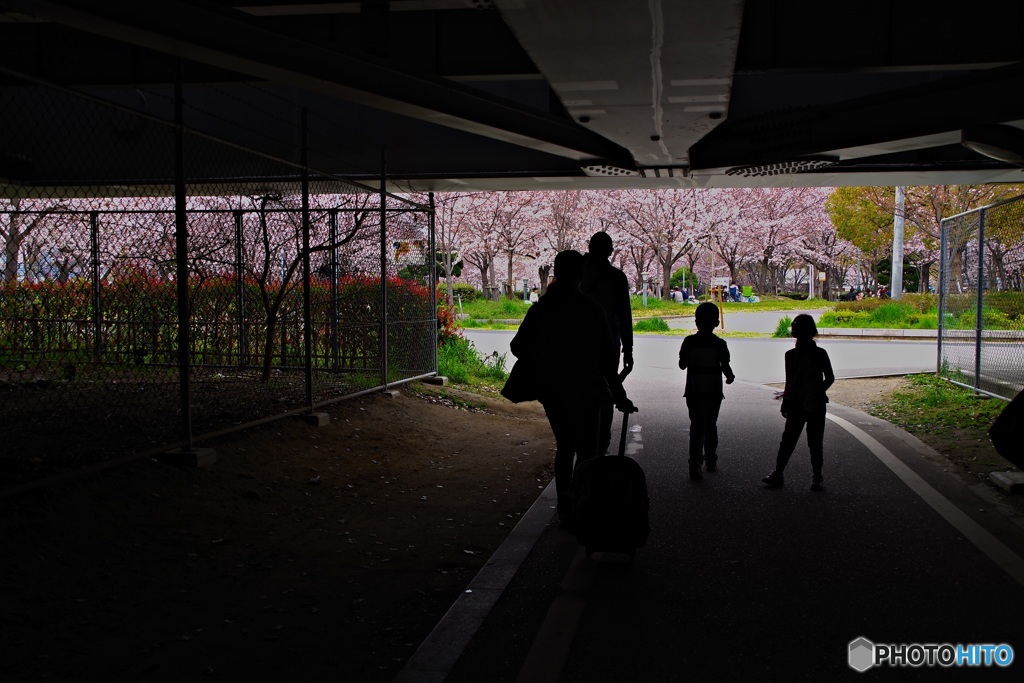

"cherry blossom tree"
[796,192,856,299]
[902,185,1024,292]
[408,191,479,306]
[693,189,745,287]
[533,190,604,293]
[607,188,699,299]
[735,188,820,295]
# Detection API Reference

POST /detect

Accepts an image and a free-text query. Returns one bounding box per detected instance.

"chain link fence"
[0,67,435,488]
[938,194,1024,400]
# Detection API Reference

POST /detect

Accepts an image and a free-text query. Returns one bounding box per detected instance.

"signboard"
[711,277,730,286]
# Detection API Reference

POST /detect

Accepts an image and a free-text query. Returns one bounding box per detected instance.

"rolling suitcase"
[570,412,650,559]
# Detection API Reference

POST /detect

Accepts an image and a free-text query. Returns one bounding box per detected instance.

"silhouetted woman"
[762,314,834,491]
[510,250,636,525]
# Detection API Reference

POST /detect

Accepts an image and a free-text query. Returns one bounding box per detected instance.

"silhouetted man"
[510,249,636,525]
[582,231,634,454]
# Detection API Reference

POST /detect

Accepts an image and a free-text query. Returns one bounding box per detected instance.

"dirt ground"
[1,383,554,683]
[1,376,1014,682]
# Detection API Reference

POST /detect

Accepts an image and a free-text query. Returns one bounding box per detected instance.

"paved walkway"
[396,376,1024,681]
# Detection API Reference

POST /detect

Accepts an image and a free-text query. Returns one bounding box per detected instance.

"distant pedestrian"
[762,314,835,491]
[678,302,735,480]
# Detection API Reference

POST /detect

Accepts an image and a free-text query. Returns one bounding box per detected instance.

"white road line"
[827,413,1024,588]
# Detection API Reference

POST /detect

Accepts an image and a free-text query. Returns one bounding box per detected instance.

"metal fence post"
[89,210,102,362]
[975,208,986,390]
[328,208,340,371]
[233,210,247,369]
[937,216,947,376]
[428,192,437,375]
[174,65,193,448]
[301,109,313,410]
[380,149,388,390]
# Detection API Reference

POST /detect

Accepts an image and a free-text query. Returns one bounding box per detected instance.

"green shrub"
[834,298,886,313]
[437,282,482,303]
[818,310,871,327]
[630,295,680,313]
[634,317,670,332]
[773,315,793,337]
[902,293,937,313]
[461,298,530,320]
[437,336,507,384]
[984,291,1024,320]
[869,302,918,326]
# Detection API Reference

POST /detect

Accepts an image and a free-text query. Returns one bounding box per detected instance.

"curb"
[393,480,559,683]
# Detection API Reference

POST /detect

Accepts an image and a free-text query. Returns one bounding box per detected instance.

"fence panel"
[939,195,1024,399]
[0,67,434,489]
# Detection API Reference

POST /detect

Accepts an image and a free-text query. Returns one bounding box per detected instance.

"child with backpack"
[678,302,736,480]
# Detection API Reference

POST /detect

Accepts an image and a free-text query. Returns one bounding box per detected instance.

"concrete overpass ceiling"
[0,0,1023,192]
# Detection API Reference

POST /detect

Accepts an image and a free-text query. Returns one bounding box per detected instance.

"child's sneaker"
[811,474,824,492]
[762,471,784,488]
[705,457,718,472]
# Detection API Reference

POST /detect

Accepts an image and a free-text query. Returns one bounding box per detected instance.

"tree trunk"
[661,260,672,300]
[919,262,931,293]
[506,251,514,300]
[261,313,278,382]
[3,215,23,284]
[537,264,550,294]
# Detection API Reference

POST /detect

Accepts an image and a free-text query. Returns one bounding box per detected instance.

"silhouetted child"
[678,302,735,480]
[763,314,835,491]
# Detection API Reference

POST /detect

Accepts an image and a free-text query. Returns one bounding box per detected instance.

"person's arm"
[509,305,538,359]
[617,273,634,371]
[678,338,689,371]
[721,340,735,384]
[821,348,835,393]
[592,303,636,413]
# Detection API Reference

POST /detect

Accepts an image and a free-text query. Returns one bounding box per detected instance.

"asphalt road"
[396,327,1024,682]
[465,329,938,384]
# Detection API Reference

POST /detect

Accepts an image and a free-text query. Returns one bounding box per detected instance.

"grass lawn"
[869,374,1016,478]
[455,295,832,329]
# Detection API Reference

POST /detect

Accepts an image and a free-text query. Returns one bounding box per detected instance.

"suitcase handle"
[618,411,629,457]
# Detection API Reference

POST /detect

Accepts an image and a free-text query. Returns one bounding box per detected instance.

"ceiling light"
[726,158,838,177]
[961,125,1024,166]
[581,164,640,177]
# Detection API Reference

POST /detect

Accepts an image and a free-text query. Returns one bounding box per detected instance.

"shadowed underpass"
[399,338,1024,682]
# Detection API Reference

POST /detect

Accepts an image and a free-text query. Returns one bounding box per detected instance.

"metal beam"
[691,63,1024,170]
[8,0,635,168]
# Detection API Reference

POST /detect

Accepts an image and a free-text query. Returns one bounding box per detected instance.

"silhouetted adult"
[763,314,835,491]
[511,249,636,524]
[678,302,735,479]
[581,231,634,454]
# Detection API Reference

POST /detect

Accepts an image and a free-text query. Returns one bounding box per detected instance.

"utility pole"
[891,186,905,299]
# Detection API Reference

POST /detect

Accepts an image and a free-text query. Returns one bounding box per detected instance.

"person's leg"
[596,395,614,455]
[775,411,807,473]
[806,409,827,487]
[686,397,705,479]
[704,398,723,470]
[764,410,807,486]
[543,400,576,515]
[571,396,602,467]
